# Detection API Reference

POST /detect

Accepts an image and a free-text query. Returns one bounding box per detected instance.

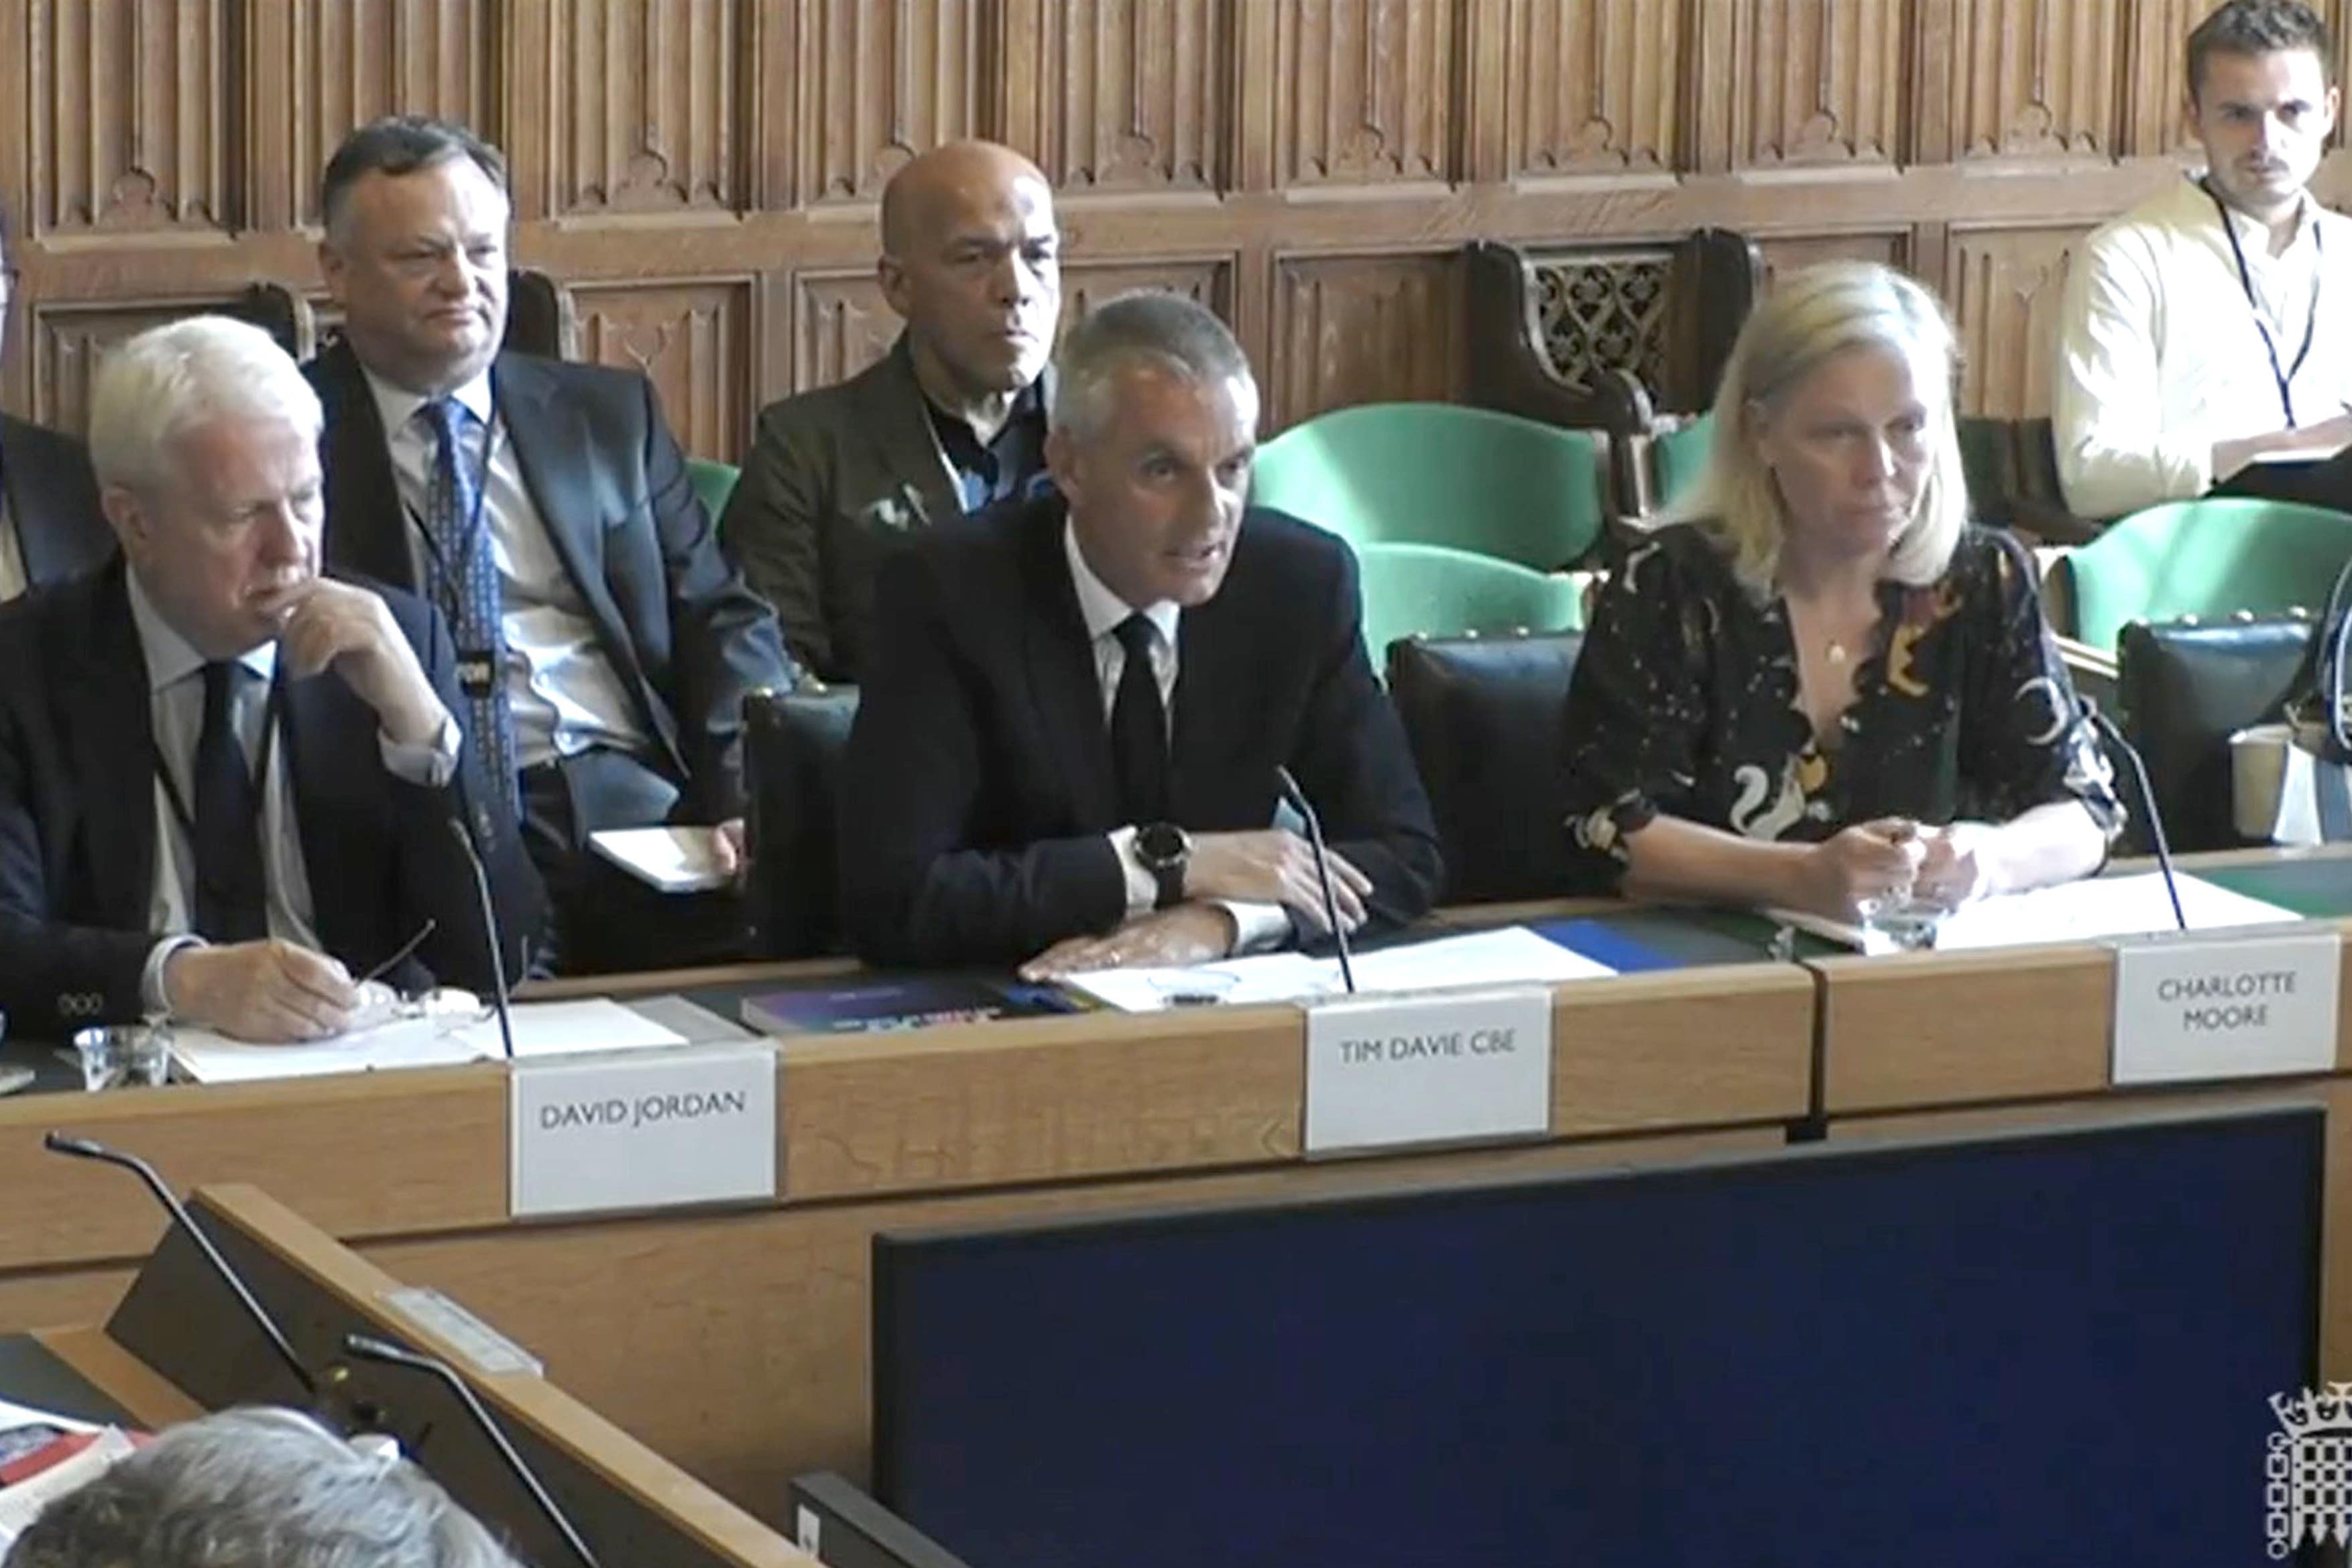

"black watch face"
[1137,823,1186,866]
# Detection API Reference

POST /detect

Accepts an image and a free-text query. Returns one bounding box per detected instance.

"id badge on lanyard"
[2207,180,2322,428]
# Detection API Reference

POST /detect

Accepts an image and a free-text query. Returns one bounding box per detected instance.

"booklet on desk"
[740,974,1083,1034]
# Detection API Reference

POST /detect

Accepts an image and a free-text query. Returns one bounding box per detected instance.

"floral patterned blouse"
[1560,522,2123,886]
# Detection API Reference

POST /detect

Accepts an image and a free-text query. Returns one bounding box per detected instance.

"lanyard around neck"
[2205,178,2322,428]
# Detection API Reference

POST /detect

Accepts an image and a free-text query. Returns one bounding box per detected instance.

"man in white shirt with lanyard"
[2053,0,2352,520]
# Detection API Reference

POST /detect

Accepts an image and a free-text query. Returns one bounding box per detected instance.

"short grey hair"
[87,315,323,495]
[1049,291,1254,440]
[1671,259,1968,596]
[3,1406,520,1568]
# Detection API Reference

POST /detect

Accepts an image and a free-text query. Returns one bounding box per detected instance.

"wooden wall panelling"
[1267,0,1454,194]
[1943,223,2087,419]
[1703,0,1912,176]
[538,0,747,219]
[1942,0,2123,167]
[996,0,1228,192]
[249,0,493,234]
[32,0,235,237]
[571,280,754,464]
[791,269,898,396]
[1268,249,1460,429]
[1061,255,1236,321]
[1466,0,1684,186]
[1753,229,1913,284]
[27,300,188,432]
[2122,0,2226,160]
[798,0,981,207]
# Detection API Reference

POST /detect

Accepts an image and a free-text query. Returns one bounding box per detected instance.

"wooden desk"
[1808,845,2352,1373]
[0,955,1812,1523]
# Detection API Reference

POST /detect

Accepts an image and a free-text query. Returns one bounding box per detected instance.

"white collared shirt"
[361,366,652,771]
[129,570,321,955]
[1062,524,1287,952]
[0,502,29,603]
[2053,172,2352,516]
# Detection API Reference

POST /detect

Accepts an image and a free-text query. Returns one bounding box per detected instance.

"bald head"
[876,141,1061,404]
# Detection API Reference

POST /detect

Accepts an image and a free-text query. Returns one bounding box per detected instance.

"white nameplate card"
[1303,986,1553,1156]
[2111,928,2341,1086]
[510,1041,777,1218]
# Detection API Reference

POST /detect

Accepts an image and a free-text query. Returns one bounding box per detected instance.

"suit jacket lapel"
[1017,501,1120,828]
[62,566,158,927]
[864,337,966,527]
[1170,590,1252,825]
[492,355,644,672]
[314,341,421,591]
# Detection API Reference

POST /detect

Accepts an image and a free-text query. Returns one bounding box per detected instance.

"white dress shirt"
[362,367,652,770]
[129,572,460,1010]
[1061,524,1289,953]
[2053,172,2352,517]
[0,503,30,603]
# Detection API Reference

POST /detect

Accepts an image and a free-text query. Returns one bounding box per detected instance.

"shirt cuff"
[1107,827,1155,919]
[142,934,208,1017]
[379,709,461,788]
[1217,900,1291,955]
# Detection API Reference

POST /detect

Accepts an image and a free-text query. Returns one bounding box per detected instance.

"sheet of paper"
[170,1000,687,1083]
[1766,872,2302,955]
[450,998,689,1060]
[589,827,731,892]
[0,1428,134,1549]
[1066,925,1614,1014]
[0,1400,98,1439]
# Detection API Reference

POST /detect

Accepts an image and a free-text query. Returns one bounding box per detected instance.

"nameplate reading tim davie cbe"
[1303,986,1554,1156]
[2111,927,2342,1087]
[509,1041,778,1219]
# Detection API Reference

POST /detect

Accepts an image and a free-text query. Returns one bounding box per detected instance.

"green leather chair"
[2049,496,2352,651]
[1647,412,1714,516]
[1251,402,1606,572]
[689,457,742,520]
[1354,541,1585,674]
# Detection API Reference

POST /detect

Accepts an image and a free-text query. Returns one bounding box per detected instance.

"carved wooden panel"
[1713,0,1909,171]
[31,0,233,235]
[1946,0,2123,163]
[1755,231,1912,284]
[274,0,491,231]
[2123,0,2229,158]
[792,273,900,394]
[1061,257,1234,321]
[572,281,754,461]
[1271,0,1453,190]
[1005,0,1225,191]
[27,301,188,432]
[1498,0,1680,178]
[538,0,745,216]
[1269,252,1458,428]
[799,0,979,204]
[1944,225,2084,418]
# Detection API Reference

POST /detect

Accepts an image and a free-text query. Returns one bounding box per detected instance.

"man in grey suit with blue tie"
[720,139,1064,684]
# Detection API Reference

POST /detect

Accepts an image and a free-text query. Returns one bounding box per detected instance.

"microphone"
[42,1132,318,1401]
[2079,697,2186,932]
[445,814,517,1062]
[342,1331,601,1568]
[1275,765,1357,993]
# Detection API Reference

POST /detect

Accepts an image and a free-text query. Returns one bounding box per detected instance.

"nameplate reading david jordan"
[509,1041,778,1219]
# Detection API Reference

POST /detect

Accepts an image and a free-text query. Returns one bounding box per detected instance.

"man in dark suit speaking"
[307,116,792,973]
[840,292,1441,974]
[0,316,508,1041]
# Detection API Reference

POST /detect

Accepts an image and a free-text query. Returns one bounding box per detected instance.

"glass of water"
[1855,894,1944,953]
[72,1020,171,1090]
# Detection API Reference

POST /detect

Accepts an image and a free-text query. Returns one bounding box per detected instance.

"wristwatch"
[1134,823,1192,910]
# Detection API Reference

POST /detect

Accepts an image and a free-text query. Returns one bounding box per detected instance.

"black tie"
[1109,613,1169,823]
[192,661,268,943]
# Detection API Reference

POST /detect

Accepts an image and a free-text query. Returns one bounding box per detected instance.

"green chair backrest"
[1649,412,1714,514]
[689,457,742,520]
[1251,402,1604,572]
[1354,540,1585,672]
[2056,496,2352,650]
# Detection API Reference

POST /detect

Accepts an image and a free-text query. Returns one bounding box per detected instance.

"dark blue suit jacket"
[306,339,792,826]
[0,559,519,1038]
[0,414,114,587]
[839,494,1443,967]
